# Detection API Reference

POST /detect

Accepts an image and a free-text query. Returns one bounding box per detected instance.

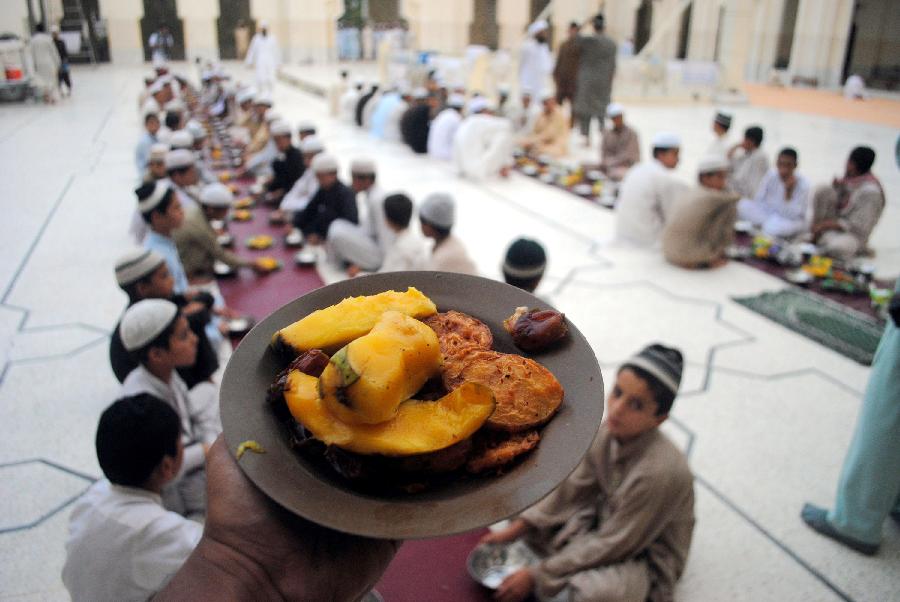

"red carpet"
[376,530,494,602]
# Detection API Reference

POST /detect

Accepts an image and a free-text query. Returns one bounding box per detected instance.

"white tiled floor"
[0,62,897,601]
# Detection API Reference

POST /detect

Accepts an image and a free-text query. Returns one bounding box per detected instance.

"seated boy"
[119,299,221,519]
[109,248,219,389]
[377,193,426,273]
[62,394,202,601]
[482,344,695,602]
[502,238,547,293]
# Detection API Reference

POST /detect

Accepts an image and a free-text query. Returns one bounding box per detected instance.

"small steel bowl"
[467,541,539,590]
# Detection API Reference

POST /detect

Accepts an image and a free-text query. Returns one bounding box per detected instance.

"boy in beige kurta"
[482,344,694,602]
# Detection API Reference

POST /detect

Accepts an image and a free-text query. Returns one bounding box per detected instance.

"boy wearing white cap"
[427,93,465,160]
[136,113,161,179]
[419,193,477,275]
[519,93,568,158]
[165,149,201,212]
[519,20,552,98]
[453,103,515,181]
[264,120,304,204]
[138,181,190,295]
[278,135,325,216]
[615,132,689,247]
[662,156,739,269]
[294,154,358,245]
[482,344,694,602]
[119,299,222,519]
[599,103,640,181]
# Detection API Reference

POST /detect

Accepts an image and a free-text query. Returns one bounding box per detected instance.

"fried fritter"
[466,430,541,474]
[423,310,493,351]
[447,351,564,432]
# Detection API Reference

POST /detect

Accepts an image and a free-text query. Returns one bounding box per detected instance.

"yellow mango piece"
[319,311,441,424]
[272,287,437,356]
[284,371,495,456]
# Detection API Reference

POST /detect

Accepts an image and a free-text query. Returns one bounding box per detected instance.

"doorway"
[140,0,185,61]
[840,0,899,90]
[634,0,653,54]
[470,0,499,49]
[217,0,254,60]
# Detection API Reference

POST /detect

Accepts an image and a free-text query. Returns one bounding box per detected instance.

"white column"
[177,0,219,62]
[717,0,759,91]
[745,0,784,82]
[98,0,144,64]
[789,0,852,87]
[603,0,641,44]
[496,0,529,52]
[283,0,341,63]
[687,0,721,61]
[405,3,472,55]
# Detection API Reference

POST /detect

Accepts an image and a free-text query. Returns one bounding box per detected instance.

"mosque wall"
[97,0,144,64]
[178,0,219,62]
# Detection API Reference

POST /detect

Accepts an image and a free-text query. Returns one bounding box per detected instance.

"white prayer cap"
[186,120,207,140]
[651,131,681,149]
[447,93,466,108]
[311,153,339,174]
[269,119,292,137]
[697,155,730,174]
[412,87,429,100]
[200,182,234,207]
[606,102,624,118]
[420,193,455,229]
[149,143,169,161]
[528,20,549,36]
[260,20,269,28]
[152,56,167,70]
[148,79,167,95]
[297,120,316,133]
[353,77,364,87]
[236,87,256,104]
[539,89,555,102]
[164,98,185,113]
[165,148,195,170]
[120,299,179,352]
[467,97,491,114]
[254,93,274,106]
[51,25,60,33]
[350,157,376,175]
[300,136,324,153]
[115,248,166,287]
[498,84,511,95]
[264,109,282,123]
[137,180,172,213]
[168,130,194,150]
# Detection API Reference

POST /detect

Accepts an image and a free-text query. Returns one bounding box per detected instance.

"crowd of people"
[55,10,896,602]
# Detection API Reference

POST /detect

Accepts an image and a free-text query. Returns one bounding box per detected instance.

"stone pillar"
[745,0,784,82]
[178,0,219,62]
[602,0,641,45]
[789,0,852,87]
[687,0,720,61]
[496,0,529,52]
[405,3,472,54]
[99,0,144,64]
[717,0,759,91]
[283,0,341,63]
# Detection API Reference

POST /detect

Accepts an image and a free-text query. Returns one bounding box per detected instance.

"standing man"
[707,111,732,157]
[553,21,581,123]
[573,14,616,147]
[51,26,71,96]
[599,103,640,181]
[245,22,280,95]
[148,25,174,65]
[519,20,553,99]
[29,23,61,104]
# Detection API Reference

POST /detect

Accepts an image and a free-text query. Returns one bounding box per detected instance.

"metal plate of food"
[219,272,604,539]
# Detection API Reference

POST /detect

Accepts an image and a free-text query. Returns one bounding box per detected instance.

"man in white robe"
[245,23,280,95]
[707,111,732,158]
[453,98,514,181]
[427,93,465,160]
[519,20,553,98]
[340,79,364,124]
[616,132,689,248]
[727,125,769,199]
[29,23,61,103]
[737,147,810,239]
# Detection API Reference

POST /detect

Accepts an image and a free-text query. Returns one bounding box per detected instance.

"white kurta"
[453,114,514,181]
[380,228,427,272]
[384,100,408,142]
[428,108,463,160]
[245,33,280,91]
[62,480,202,602]
[340,89,361,123]
[737,169,811,238]
[729,147,769,200]
[427,235,478,275]
[519,38,552,97]
[280,168,319,212]
[29,32,60,95]
[615,160,689,248]
[706,135,729,159]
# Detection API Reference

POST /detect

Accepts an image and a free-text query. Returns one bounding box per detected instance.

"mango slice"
[271,287,437,357]
[284,371,496,456]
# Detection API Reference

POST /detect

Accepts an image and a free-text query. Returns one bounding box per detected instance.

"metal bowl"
[467,541,539,589]
[572,183,593,196]
[599,194,616,208]
[213,260,236,277]
[521,165,538,176]
[725,245,751,260]
[227,316,255,336]
[786,269,814,286]
[294,249,318,266]
[733,220,754,234]
[285,230,304,248]
[217,233,234,247]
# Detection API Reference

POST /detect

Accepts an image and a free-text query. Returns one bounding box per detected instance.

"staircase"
[59,0,96,64]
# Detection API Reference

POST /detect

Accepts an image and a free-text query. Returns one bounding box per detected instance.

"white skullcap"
[539,89,555,102]
[447,93,466,108]
[651,131,681,149]
[297,120,316,132]
[260,20,269,28]
[697,155,730,174]
[148,79,166,95]
[412,87,429,100]
[269,120,292,137]
[199,182,234,207]
[236,87,256,104]
[137,181,172,213]
[350,157,376,175]
[51,25,60,33]
[420,193,455,229]
[152,56,167,70]
[168,130,194,150]
[186,120,207,140]
[606,103,624,118]
[254,93,273,106]
[149,143,169,161]
[120,299,179,352]
[467,97,491,114]
[165,148,195,170]
[164,99,185,112]
[264,109,282,123]
[311,153,339,174]
[528,20,549,36]
[300,136,324,153]
[115,248,166,287]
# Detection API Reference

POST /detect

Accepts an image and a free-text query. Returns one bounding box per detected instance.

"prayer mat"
[733,288,885,365]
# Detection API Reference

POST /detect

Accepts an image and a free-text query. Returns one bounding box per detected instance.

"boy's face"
[164,315,198,368]
[163,194,185,229]
[148,157,167,179]
[137,263,175,299]
[605,368,666,441]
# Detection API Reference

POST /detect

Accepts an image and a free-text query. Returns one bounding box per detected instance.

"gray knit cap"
[624,343,684,395]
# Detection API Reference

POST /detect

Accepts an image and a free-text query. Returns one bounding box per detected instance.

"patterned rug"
[733,288,886,365]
